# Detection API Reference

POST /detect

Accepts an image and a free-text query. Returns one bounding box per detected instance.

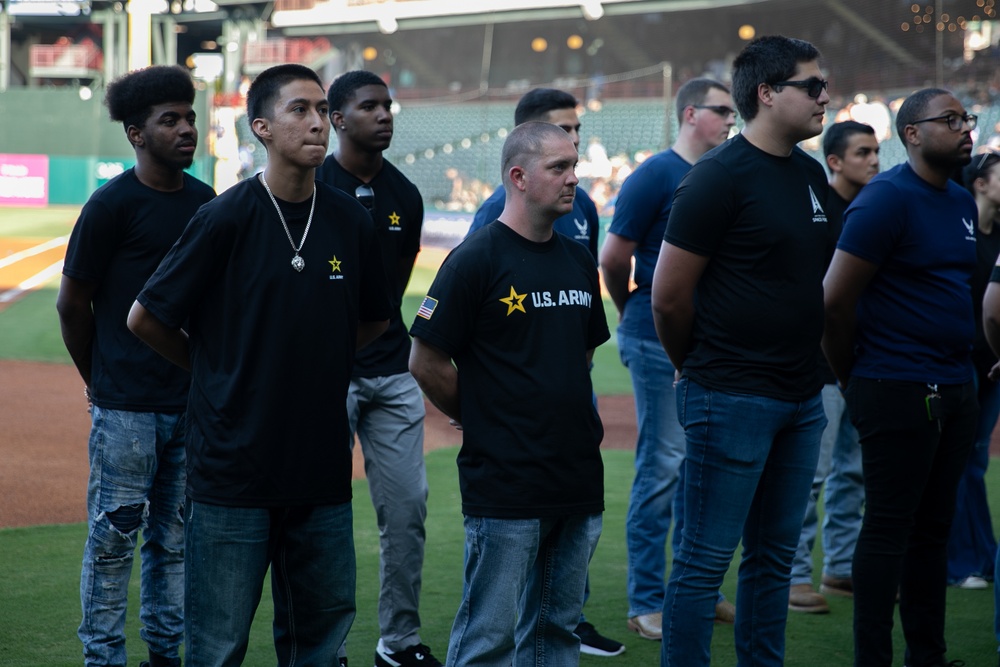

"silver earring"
[340,125,346,130]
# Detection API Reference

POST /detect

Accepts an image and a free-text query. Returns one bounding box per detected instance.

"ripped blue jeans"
[79,406,186,667]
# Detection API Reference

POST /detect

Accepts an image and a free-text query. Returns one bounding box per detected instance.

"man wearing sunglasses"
[599,77,737,641]
[824,89,978,667]
[316,71,441,667]
[650,35,831,666]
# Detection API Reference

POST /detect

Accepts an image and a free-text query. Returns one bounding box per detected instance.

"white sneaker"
[955,575,989,590]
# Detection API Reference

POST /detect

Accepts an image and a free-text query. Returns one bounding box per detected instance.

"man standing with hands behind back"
[317,70,442,667]
[823,88,979,667]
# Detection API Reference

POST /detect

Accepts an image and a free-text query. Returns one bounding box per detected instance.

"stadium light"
[582,0,603,20]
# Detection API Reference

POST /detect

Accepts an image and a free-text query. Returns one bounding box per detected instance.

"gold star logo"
[389,212,401,226]
[329,256,342,272]
[499,285,527,316]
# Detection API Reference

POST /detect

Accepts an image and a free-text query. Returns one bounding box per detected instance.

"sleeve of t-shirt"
[136,208,225,329]
[409,249,482,357]
[663,159,737,256]
[608,160,665,243]
[467,189,504,239]
[836,180,906,266]
[575,188,601,261]
[62,197,123,284]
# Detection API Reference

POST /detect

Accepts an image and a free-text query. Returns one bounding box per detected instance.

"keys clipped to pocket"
[925,384,942,432]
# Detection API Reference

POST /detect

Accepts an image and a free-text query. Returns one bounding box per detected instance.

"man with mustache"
[824,88,979,667]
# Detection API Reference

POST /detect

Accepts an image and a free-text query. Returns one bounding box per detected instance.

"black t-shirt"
[137,177,391,507]
[62,168,215,412]
[664,134,829,401]
[410,222,610,518]
[973,224,1000,379]
[317,155,423,377]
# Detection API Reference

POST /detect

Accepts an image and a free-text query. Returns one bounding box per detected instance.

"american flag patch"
[416,296,438,320]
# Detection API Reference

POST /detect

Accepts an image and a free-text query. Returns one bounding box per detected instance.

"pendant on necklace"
[292,254,305,272]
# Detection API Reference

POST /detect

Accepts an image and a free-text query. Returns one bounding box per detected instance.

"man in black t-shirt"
[57,65,215,667]
[651,36,831,666]
[128,64,391,666]
[409,122,610,667]
[316,70,441,667]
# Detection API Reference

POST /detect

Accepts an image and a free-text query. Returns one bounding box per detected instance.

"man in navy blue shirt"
[466,88,599,263]
[823,88,979,667]
[600,77,736,640]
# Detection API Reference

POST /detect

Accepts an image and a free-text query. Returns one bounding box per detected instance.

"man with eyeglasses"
[823,88,978,667]
[599,77,736,642]
[316,70,442,667]
[650,36,831,666]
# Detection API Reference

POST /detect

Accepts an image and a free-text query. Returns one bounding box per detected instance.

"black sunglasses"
[911,113,978,133]
[692,104,738,118]
[355,184,375,215]
[772,77,829,99]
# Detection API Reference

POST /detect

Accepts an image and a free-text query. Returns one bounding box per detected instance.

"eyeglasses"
[772,77,829,99]
[911,113,978,132]
[692,105,738,118]
[355,184,375,215]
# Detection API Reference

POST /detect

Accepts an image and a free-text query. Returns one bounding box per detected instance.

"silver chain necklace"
[259,173,315,272]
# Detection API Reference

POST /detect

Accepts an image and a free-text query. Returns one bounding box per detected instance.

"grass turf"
[1,448,998,666]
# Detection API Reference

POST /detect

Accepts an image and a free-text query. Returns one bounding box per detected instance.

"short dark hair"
[246,64,324,141]
[823,120,876,160]
[500,121,571,185]
[675,78,730,123]
[514,88,578,125]
[731,35,820,122]
[104,65,195,133]
[895,87,951,145]
[962,150,1000,194]
[326,70,387,113]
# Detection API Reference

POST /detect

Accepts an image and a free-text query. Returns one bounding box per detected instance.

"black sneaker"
[339,658,348,667]
[374,639,443,667]
[576,621,626,657]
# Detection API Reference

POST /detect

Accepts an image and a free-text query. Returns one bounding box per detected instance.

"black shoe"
[139,652,180,667]
[339,658,348,667]
[374,640,443,667]
[576,621,626,657]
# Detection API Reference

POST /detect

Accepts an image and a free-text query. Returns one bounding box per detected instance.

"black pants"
[846,377,978,667]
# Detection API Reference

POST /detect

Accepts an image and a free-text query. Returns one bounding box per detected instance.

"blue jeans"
[348,372,428,653]
[447,514,602,667]
[848,378,978,667]
[791,384,865,584]
[618,331,686,617]
[79,406,186,667]
[945,375,998,583]
[185,500,357,667]
[662,379,825,667]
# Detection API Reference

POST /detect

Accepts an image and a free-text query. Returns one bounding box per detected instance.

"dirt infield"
[0,359,638,529]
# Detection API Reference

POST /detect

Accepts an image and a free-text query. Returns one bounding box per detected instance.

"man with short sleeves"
[823,88,979,667]
[317,70,441,667]
[409,121,610,667]
[601,77,736,639]
[57,65,215,667]
[651,36,831,666]
[789,120,879,614]
[128,64,391,666]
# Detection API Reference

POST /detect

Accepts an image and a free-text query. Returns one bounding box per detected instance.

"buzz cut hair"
[514,88,578,125]
[246,64,324,142]
[500,121,572,187]
[326,70,387,114]
[104,65,196,134]
[823,120,876,160]
[894,87,952,146]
